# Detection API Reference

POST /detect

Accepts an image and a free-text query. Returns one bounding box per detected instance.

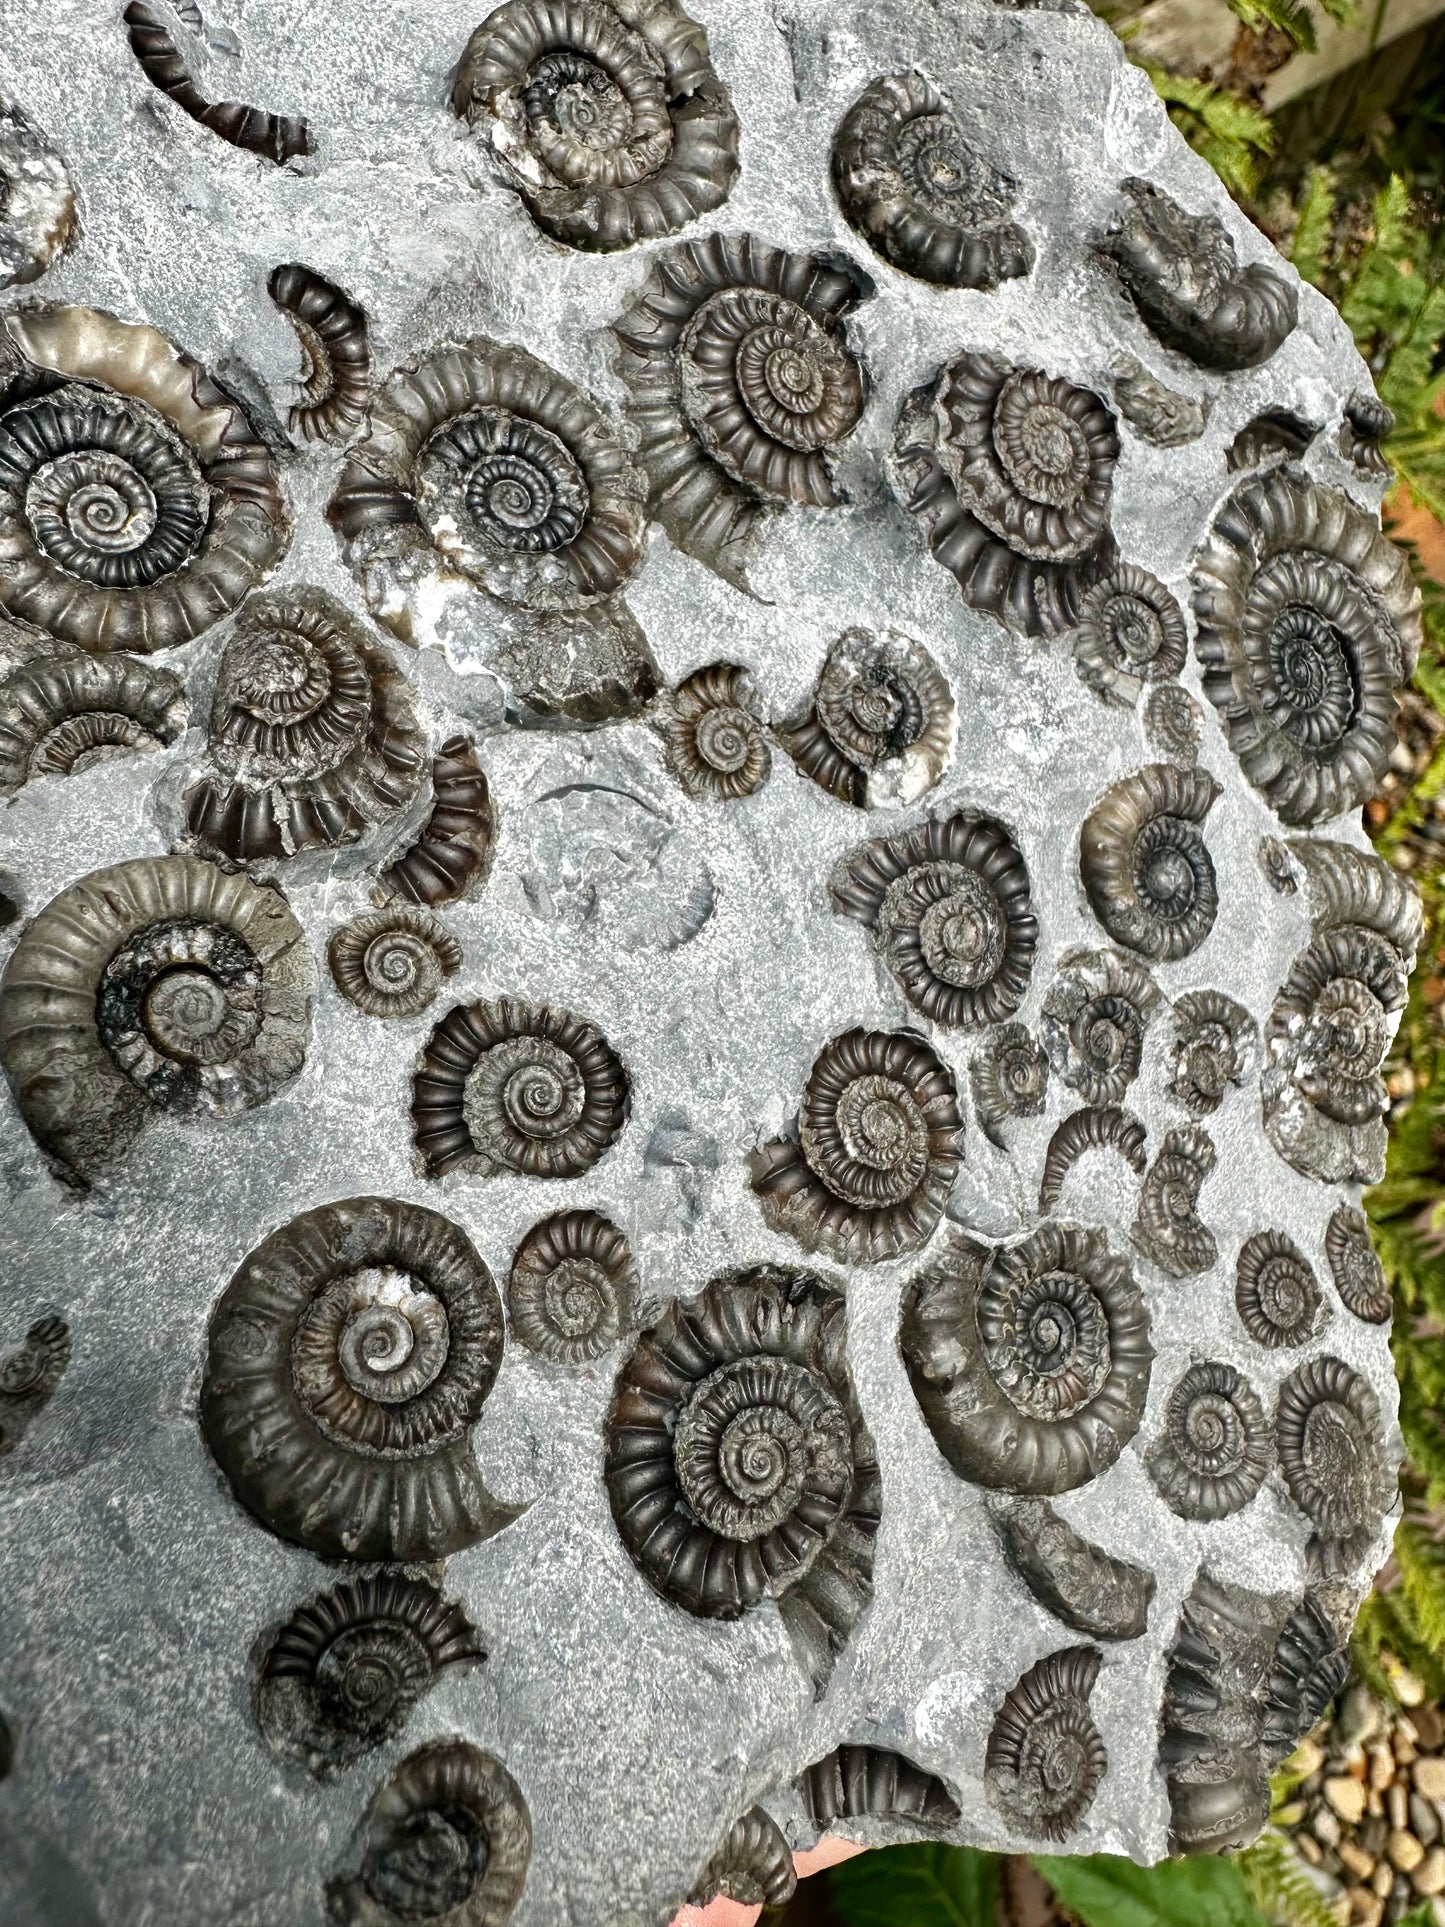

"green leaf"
[1239,1829,1348,1927]
[1289,166,1336,286]
[828,1843,999,1927]
[1226,0,1318,54]
[1032,1852,1272,1927]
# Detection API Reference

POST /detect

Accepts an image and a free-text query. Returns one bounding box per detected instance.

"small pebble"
[1374,1862,1397,1898]
[1416,1708,1444,1751]
[1297,1832,1324,1867]
[1371,1747,1397,1791]
[1414,1848,1445,1898]
[1413,1793,1441,1847]
[1370,1790,1387,1819]
[1390,1830,1425,1874]
[1330,1778,1370,1826]
[1417,1760,1445,1802]
[1341,1688,1385,1747]
[1364,1818,1391,1856]
[1317,1805,1345,1847]
[1295,1738,1327,1778]
[1390,1784,1411,1831]
[1354,1892,1385,1927]
[1342,1843,1378,1880]
[1399,1738,1420,1767]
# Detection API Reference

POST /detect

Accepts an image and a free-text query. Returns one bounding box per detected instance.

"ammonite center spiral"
[674,1357,851,1544]
[422,408,591,556]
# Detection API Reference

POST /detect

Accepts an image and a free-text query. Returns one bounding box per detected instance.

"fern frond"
[1239,1829,1346,1927]
[1228,0,1319,51]
[1141,65,1274,198]
[1290,166,1337,287]
[1396,1516,1445,1655]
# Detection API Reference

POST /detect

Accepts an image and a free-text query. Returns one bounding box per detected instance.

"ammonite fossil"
[970,1022,1049,1150]
[1167,990,1256,1116]
[267,264,370,445]
[604,1265,880,1691]
[0,1313,70,1458]
[892,349,1119,638]
[122,1,311,163]
[612,233,868,588]
[1339,392,1394,477]
[380,736,496,909]
[749,1027,963,1265]
[780,629,954,809]
[986,1496,1155,1642]
[1146,1360,1271,1520]
[0,854,310,1182]
[200,1196,518,1561]
[329,909,463,1020]
[1079,764,1221,963]
[412,997,630,1180]
[1235,1230,1322,1349]
[507,1209,638,1363]
[830,810,1035,1026]
[0,647,186,793]
[1072,565,1186,709]
[799,1746,961,1831]
[899,1225,1153,1495]
[1227,410,1317,473]
[1133,1123,1216,1279]
[1096,178,1298,372]
[327,1740,531,1927]
[258,1573,486,1777]
[1274,1355,1392,1561]
[1038,1106,1147,1214]
[1261,1590,1352,1760]
[984,1646,1107,1840]
[0,98,78,289]
[1324,1203,1391,1324]
[830,72,1032,290]
[1192,467,1421,828]
[689,1807,796,1911]
[1112,355,1209,447]
[452,0,740,253]
[0,305,287,654]
[186,588,426,862]
[1039,947,1160,1107]
[654,662,770,801]
[1144,682,1203,769]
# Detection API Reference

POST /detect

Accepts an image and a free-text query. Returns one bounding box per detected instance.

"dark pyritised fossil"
[380,737,496,908]
[1339,392,1394,477]
[799,1746,961,1831]
[0,98,78,289]
[507,1209,638,1363]
[1146,1359,1271,1520]
[689,1807,796,1911]
[1040,947,1160,1107]
[0,305,287,654]
[0,1314,70,1457]
[327,1740,531,1927]
[612,233,867,589]
[1144,682,1204,769]
[122,1,310,162]
[654,662,770,801]
[1112,356,1209,446]
[1261,1589,1352,1759]
[1096,178,1297,372]
[892,349,1119,638]
[1072,565,1186,710]
[0,648,185,793]
[1227,410,1317,473]
[258,1573,486,1778]
[749,1027,963,1265]
[1275,1355,1392,1564]
[984,1646,1107,1841]
[987,1496,1154,1641]
[970,1022,1048,1150]
[1079,763,1220,963]
[201,1196,520,1562]
[1192,467,1420,828]
[1325,1203,1391,1324]
[1133,1123,1216,1278]
[830,810,1036,1027]
[780,629,954,809]
[329,909,463,1020]
[1235,1231,1321,1349]
[186,588,425,863]
[1260,836,1298,895]
[412,996,629,1180]
[899,1225,1153,1495]
[604,1265,880,1692]
[830,72,1032,290]
[0,855,310,1183]
[267,264,370,445]
[451,0,739,253]
[1167,990,1257,1116]
[1038,1105,1147,1214]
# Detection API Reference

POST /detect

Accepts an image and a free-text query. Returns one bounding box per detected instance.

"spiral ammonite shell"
[0,647,185,793]
[267,264,370,445]
[1324,1204,1391,1324]
[1339,392,1394,477]
[0,1313,70,1457]
[381,736,497,909]
[1038,1106,1147,1215]
[799,1746,961,1831]
[0,305,287,653]
[452,0,740,253]
[782,629,954,809]
[1040,948,1160,1108]
[984,1646,1107,1840]
[987,1495,1155,1642]
[507,1209,638,1363]
[1080,764,1221,963]
[1262,1591,1353,1762]
[970,1023,1049,1150]
[1235,1230,1321,1349]
[689,1807,797,1910]
[750,1027,963,1265]
[201,1196,518,1562]
[1146,1360,1271,1520]
[1073,565,1187,709]
[604,1265,880,1691]
[329,909,463,1020]
[655,662,770,800]
[1274,1355,1392,1558]
[1167,990,1257,1116]
[0,98,78,290]
[1144,682,1204,769]
[1133,1123,1216,1279]
[830,72,1032,290]
[412,997,630,1179]
[831,811,1036,1026]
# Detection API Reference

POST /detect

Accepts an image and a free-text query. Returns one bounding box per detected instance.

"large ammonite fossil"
[1275,1355,1392,1566]
[0,854,310,1183]
[612,232,868,588]
[830,72,1032,291]
[412,997,630,1179]
[0,645,186,794]
[780,628,955,809]
[984,1645,1107,1841]
[1192,467,1420,828]
[1039,947,1161,1108]
[892,349,1119,638]
[749,1027,963,1264]
[1079,763,1220,963]
[507,1208,639,1363]
[830,810,1036,1027]
[899,1226,1153,1495]
[0,305,287,653]
[200,1196,519,1562]
[0,97,78,290]
[604,1265,880,1691]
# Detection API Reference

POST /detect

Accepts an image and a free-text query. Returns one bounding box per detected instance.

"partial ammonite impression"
[1080,764,1220,962]
[1325,1203,1391,1324]
[1133,1123,1216,1279]
[452,0,739,253]
[267,264,370,445]
[413,997,630,1179]
[1339,392,1394,477]
[781,629,954,808]
[329,909,462,1020]
[1039,1106,1146,1215]
[899,1226,1153,1495]
[508,1209,639,1363]
[831,811,1036,1026]
[1167,990,1257,1116]
[800,1746,961,1831]
[654,662,770,801]
[1228,410,1317,474]
[0,646,185,794]
[201,1196,519,1562]
[0,305,287,653]
[604,1265,880,1691]
[1235,1231,1323,1349]
[970,1023,1049,1150]
[123,0,311,163]
[0,1313,71,1458]
[0,854,310,1183]
[984,1646,1107,1841]
[380,736,496,909]
[831,73,1032,290]
[1073,565,1186,709]
[1275,1355,1393,1566]
[689,1807,796,1912]
[1144,682,1204,770]
[749,1027,963,1264]
[1040,948,1160,1107]
[1147,1360,1271,1520]
[987,1496,1155,1642]
[0,98,78,290]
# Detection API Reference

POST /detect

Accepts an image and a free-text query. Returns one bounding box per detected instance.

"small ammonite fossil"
[123,1,311,162]
[267,264,370,445]
[1274,1354,1393,1564]
[1324,1203,1391,1324]
[1146,1360,1272,1520]
[0,854,310,1183]
[507,1209,639,1363]
[799,1745,961,1831]
[1038,1106,1147,1215]
[1039,947,1161,1108]
[970,1022,1049,1150]
[654,662,770,801]
[984,1646,1107,1841]
[892,349,1119,638]
[0,97,78,289]
[1339,391,1394,477]
[1112,355,1210,447]
[1227,410,1317,474]
[604,1265,880,1692]
[412,997,630,1180]
[1144,682,1204,770]
[0,304,288,655]
[451,0,740,253]
[1167,990,1257,1116]
[1133,1123,1217,1279]
[0,1313,71,1458]
[329,909,463,1020]
[749,1027,963,1265]
[258,1572,486,1778]
[380,736,496,909]
[327,1740,531,1927]
[830,810,1035,1027]
[689,1807,796,1912]
[0,647,186,794]
[200,1196,519,1562]
[612,233,868,589]
[1079,763,1221,963]
[830,72,1032,290]
[1072,565,1186,709]
[899,1225,1153,1495]
[1235,1230,1321,1349]
[987,1496,1155,1642]
[780,629,954,809]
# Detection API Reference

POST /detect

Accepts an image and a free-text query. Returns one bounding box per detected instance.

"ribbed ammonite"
[1040,948,1160,1108]
[654,662,770,801]
[781,628,954,809]
[507,1209,639,1363]
[1274,1355,1392,1560]
[1146,1359,1271,1520]
[984,1646,1107,1840]
[1235,1230,1322,1349]
[1073,565,1187,709]
[1080,764,1221,963]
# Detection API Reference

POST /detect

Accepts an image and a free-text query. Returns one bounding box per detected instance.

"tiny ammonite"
[653,662,770,801]
[328,909,463,1021]
[1040,948,1161,1108]
[1072,565,1186,710]
[267,264,371,445]
[781,628,955,809]
[507,1209,639,1363]
[984,1646,1108,1841]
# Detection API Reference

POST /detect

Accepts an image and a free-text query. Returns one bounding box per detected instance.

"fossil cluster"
[0,0,1415,1921]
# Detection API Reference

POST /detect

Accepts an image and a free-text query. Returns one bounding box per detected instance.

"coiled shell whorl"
[987,1495,1155,1642]
[267,264,370,445]
[1339,392,1394,477]
[1038,1106,1147,1215]
[1167,990,1257,1116]
[984,1646,1107,1840]
[1147,1359,1271,1520]
[1133,1123,1216,1279]
[1324,1203,1391,1325]
[799,1745,961,1832]
[688,1806,796,1910]
[1144,682,1204,770]
[123,0,311,163]
[654,661,770,801]
[329,909,463,1021]
[1040,948,1160,1108]
[0,98,78,289]
[0,1313,71,1457]
[0,647,185,793]
[1080,763,1220,962]
[507,1209,638,1363]
[1274,1354,1393,1563]
[781,628,954,809]
[1073,565,1186,709]
[381,736,496,909]
[970,1023,1049,1150]
[1235,1230,1322,1349]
